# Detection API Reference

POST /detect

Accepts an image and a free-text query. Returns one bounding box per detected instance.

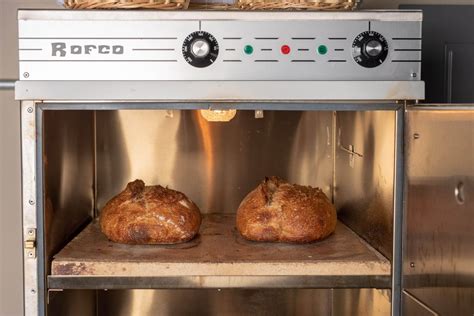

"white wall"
[0,1,471,315]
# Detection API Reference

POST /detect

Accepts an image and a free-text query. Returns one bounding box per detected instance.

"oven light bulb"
[200,109,237,122]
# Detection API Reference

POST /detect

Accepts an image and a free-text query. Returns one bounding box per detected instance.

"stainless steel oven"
[16,10,473,316]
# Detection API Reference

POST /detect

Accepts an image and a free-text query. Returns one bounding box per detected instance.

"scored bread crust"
[100,179,201,244]
[236,177,337,243]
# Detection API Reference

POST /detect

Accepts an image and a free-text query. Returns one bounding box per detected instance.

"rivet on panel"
[28,199,35,205]
[23,72,30,78]
[27,108,33,114]
[411,73,417,78]
[413,133,420,139]
[410,262,415,268]
[31,289,36,294]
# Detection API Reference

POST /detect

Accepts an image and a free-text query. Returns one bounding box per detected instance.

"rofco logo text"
[52,43,124,56]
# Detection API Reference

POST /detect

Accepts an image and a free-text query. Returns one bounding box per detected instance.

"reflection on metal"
[96,289,332,316]
[335,111,396,260]
[402,291,438,316]
[47,289,96,316]
[0,79,16,90]
[42,111,94,272]
[95,110,334,213]
[333,288,391,316]
[404,107,474,315]
[45,288,395,316]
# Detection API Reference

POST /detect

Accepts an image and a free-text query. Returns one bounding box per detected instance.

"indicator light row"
[243,45,328,55]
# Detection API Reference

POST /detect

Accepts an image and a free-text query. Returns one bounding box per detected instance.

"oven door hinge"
[25,228,37,259]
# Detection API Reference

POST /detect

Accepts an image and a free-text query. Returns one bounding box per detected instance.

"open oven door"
[402,104,474,315]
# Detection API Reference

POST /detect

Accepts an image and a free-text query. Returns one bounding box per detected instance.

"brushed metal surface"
[47,290,96,316]
[333,288,391,316]
[17,11,421,81]
[47,275,391,290]
[21,101,40,316]
[96,110,333,213]
[404,107,474,315]
[46,288,393,316]
[402,291,438,316]
[43,110,95,270]
[15,81,425,101]
[96,289,332,316]
[335,111,395,259]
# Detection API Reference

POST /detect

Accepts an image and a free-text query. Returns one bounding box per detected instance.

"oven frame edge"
[22,101,407,316]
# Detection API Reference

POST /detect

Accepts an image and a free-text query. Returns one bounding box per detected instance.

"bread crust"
[236,177,337,243]
[100,180,201,244]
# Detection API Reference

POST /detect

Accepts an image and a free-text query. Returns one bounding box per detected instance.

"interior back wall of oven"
[95,110,334,213]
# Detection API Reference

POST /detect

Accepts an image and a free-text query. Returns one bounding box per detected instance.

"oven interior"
[42,108,396,315]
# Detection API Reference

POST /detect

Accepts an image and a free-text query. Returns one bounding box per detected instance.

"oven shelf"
[49,214,391,290]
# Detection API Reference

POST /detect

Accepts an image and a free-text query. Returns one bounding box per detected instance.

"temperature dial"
[182,31,219,68]
[352,31,388,68]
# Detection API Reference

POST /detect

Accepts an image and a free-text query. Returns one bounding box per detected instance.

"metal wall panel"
[402,291,437,316]
[17,11,421,81]
[42,110,95,272]
[59,288,393,316]
[335,111,396,259]
[333,288,391,316]
[47,290,96,316]
[97,289,332,316]
[96,110,333,214]
[404,107,474,315]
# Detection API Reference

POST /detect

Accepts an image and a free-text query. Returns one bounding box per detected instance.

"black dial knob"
[352,31,388,68]
[182,31,219,68]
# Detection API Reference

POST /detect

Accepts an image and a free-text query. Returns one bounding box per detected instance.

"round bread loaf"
[236,177,337,243]
[100,179,201,244]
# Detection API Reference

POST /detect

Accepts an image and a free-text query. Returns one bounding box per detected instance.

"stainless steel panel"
[15,80,425,101]
[335,111,396,259]
[97,289,332,316]
[47,275,391,290]
[21,101,40,316]
[333,288,391,316]
[96,110,333,213]
[42,110,95,273]
[18,16,421,81]
[402,291,437,316]
[404,107,474,315]
[17,11,422,81]
[48,290,96,316]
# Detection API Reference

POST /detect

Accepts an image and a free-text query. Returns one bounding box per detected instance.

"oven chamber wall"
[39,108,397,315]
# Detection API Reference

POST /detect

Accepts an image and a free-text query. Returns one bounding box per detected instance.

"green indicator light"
[318,45,328,55]
[244,45,254,55]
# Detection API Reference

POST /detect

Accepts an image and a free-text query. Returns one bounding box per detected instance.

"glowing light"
[200,109,237,122]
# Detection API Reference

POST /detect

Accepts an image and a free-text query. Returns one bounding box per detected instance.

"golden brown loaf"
[236,177,337,243]
[100,180,201,244]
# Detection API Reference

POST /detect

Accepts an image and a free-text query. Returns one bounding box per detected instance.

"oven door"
[403,105,474,315]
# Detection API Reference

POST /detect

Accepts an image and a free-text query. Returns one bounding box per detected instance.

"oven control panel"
[18,11,422,81]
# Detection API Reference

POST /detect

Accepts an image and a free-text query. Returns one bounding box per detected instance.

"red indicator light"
[281,45,291,55]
